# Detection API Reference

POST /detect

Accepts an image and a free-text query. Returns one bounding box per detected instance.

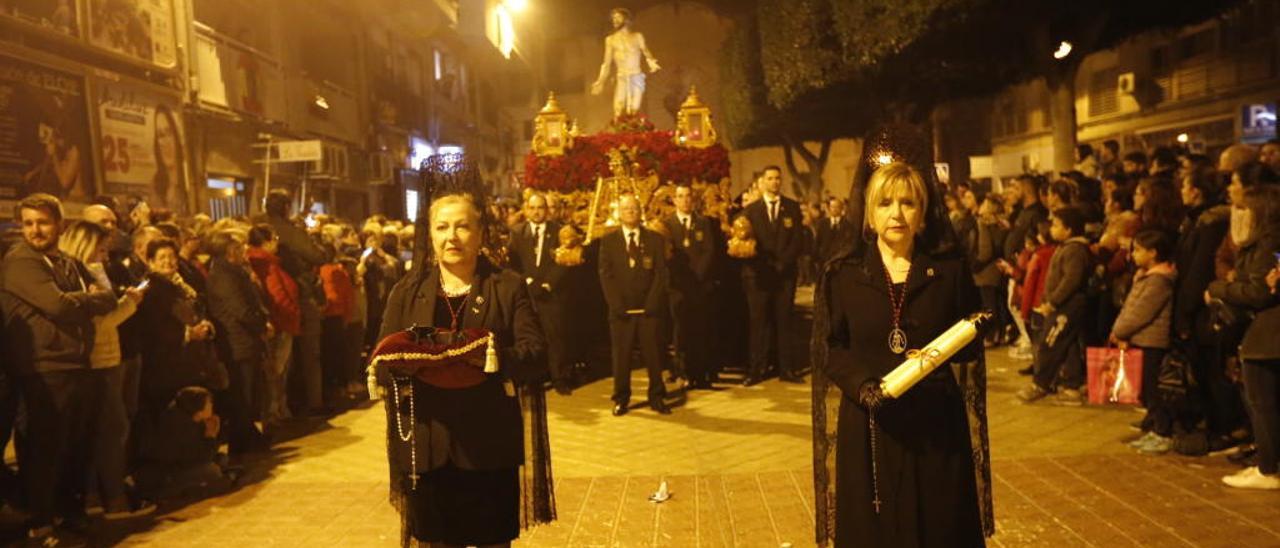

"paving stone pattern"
[119,334,1280,546]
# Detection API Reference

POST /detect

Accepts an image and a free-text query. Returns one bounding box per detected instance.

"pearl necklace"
[440,280,472,298]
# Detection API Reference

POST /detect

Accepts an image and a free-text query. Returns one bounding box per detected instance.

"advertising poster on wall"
[87,0,178,68]
[97,80,188,213]
[0,0,79,36]
[0,56,95,201]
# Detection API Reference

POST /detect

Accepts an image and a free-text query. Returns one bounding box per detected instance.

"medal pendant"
[888,328,908,354]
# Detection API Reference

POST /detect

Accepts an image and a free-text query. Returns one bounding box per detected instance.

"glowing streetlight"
[1176,133,1189,144]
[1053,41,1073,60]
[876,153,894,166]
[505,0,529,12]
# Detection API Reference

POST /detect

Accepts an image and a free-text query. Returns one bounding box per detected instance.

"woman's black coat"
[378,259,546,472]
[824,245,986,548]
[134,274,204,411]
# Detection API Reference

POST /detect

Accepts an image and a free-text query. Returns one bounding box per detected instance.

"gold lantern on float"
[532,92,572,156]
[674,85,717,149]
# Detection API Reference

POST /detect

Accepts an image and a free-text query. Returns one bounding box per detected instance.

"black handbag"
[1208,297,1255,334]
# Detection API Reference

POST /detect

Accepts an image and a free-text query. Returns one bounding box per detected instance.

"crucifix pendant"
[873,497,882,514]
[888,328,908,354]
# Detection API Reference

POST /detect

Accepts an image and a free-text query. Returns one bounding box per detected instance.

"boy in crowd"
[1018,206,1092,404]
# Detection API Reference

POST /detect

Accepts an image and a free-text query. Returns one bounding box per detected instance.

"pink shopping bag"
[1086,346,1143,405]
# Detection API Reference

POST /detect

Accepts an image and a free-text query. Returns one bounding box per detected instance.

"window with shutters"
[1088,68,1120,118]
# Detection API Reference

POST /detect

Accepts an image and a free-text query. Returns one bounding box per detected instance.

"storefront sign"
[87,0,178,68]
[96,81,188,212]
[0,56,95,200]
[276,140,323,162]
[0,0,79,36]
[1242,103,1277,144]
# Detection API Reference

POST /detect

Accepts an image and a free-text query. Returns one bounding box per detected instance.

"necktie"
[683,216,692,231]
[533,225,543,268]
[769,200,778,223]
[627,231,638,257]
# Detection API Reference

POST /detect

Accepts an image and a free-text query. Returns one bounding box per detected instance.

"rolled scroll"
[880,312,991,399]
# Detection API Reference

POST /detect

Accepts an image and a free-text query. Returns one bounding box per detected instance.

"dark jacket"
[1209,234,1280,360]
[1173,203,1229,341]
[1043,236,1091,310]
[135,273,206,409]
[265,215,326,301]
[0,243,116,375]
[1004,202,1048,261]
[508,221,566,300]
[972,220,1006,287]
[378,261,546,471]
[597,227,668,317]
[743,195,805,276]
[663,213,721,290]
[206,258,268,363]
[815,215,856,265]
[824,245,984,547]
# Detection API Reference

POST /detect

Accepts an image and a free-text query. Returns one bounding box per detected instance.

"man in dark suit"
[741,166,805,384]
[815,196,855,266]
[598,195,670,415]
[663,183,722,389]
[507,193,572,394]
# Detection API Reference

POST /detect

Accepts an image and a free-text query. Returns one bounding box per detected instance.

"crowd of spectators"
[0,189,408,544]
[945,138,1280,491]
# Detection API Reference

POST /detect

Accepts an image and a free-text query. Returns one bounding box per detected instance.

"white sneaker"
[1127,431,1157,448]
[1222,466,1280,490]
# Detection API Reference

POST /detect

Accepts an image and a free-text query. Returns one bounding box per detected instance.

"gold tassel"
[484,334,499,373]
[366,367,381,401]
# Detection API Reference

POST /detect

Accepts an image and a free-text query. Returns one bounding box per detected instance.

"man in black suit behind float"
[507,193,572,394]
[741,166,805,385]
[598,194,670,415]
[663,183,723,389]
[814,196,855,267]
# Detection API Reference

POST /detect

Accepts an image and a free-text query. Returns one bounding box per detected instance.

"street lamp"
[1176,133,1189,144]
[1053,41,1073,60]
[505,0,529,13]
[876,153,894,166]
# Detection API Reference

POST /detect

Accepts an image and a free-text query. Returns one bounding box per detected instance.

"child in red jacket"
[320,248,356,407]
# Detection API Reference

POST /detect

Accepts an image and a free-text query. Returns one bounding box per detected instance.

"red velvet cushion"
[370,328,490,389]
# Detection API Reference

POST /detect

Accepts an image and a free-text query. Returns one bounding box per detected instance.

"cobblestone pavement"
[103,300,1279,547]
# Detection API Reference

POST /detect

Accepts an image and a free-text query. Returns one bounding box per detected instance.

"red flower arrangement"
[524,120,730,192]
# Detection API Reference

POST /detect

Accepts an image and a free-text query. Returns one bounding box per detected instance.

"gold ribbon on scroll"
[880,312,991,398]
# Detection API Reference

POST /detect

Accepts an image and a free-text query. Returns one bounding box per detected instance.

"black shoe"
[612,404,628,416]
[1017,365,1034,376]
[688,379,712,390]
[553,381,574,396]
[779,373,804,384]
[651,401,672,414]
[1228,445,1258,466]
[741,375,762,387]
[59,511,91,534]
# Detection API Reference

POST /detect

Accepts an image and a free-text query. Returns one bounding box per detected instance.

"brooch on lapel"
[783,217,794,228]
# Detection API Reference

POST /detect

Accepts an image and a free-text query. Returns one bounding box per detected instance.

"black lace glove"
[858,380,887,410]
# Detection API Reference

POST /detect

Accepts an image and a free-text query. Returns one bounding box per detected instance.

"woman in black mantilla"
[372,157,555,548]
[811,162,993,547]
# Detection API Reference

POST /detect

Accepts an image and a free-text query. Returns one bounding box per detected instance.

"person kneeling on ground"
[133,386,236,501]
